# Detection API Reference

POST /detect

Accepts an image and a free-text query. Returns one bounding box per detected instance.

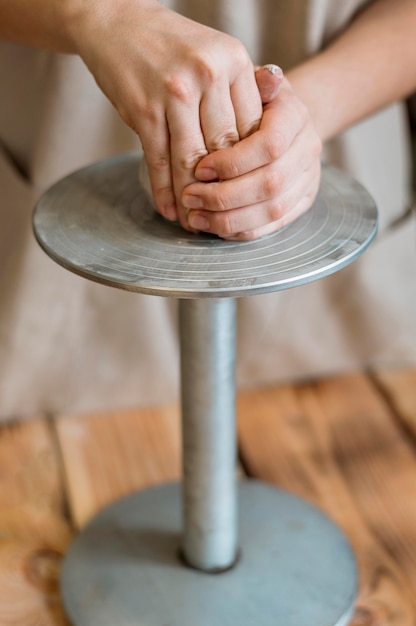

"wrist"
[286,56,340,143]
[61,0,161,55]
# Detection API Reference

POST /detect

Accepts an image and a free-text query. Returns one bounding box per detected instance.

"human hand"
[182,77,322,240]
[68,0,263,231]
[139,64,284,218]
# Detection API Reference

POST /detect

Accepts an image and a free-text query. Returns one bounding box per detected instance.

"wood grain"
[56,404,182,528]
[3,372,416,625]
[372,369,416,438]
[0,418,72,626]
[237,374,416,624]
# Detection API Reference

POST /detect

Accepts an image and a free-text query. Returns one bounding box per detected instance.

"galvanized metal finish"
[61,481,358,626]
[33,153,378,299]
[180,299,237,572]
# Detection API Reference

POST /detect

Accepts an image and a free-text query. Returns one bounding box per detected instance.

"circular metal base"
[33,153,377,298]
[61,481,358,625]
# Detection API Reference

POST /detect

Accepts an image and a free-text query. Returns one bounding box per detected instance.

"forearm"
[0,0,157,53]
[287,0,416,142]
[0,0,78,51]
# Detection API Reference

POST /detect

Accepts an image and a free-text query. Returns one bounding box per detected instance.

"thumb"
[255,64,284,104]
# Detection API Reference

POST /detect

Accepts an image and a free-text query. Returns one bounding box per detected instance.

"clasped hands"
[181,71,322,240]
[72,0,322,240]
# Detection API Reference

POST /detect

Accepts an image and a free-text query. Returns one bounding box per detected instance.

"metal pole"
[179,298,238,572]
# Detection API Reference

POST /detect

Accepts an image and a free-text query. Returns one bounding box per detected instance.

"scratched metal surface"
[33,153,378,298]
[61,481,357,626]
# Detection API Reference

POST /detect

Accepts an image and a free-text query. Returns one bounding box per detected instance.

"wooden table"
[1,369,416,625]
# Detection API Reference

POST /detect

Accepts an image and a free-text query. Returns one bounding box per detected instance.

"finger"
[199,82,239,152]
[139,117,178,221]
[195,81,308,181]
[183,120,320,212]
[255,65,284,104]
[166,99,209,231]
[230,64,263,140]
[224,193,314,240]
[187,162,320,236]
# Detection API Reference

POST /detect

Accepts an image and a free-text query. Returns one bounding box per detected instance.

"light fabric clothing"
[0,0,415,418]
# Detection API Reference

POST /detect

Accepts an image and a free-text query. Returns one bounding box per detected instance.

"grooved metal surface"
[61,481,358,626]
[33,153,378,298]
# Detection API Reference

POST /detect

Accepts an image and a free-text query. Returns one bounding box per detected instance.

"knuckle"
[263,170,283,197]
[211,186,229,212]
[146,153,170,171]
[239,119,260,140]
[119,97,162,135]
[207,129,239,151]
[268,196,287,222]
[179,149,208,171]
[216,212,236,236]
[164,73,194,102]
[192,53,219,86]
[264,131,287,162]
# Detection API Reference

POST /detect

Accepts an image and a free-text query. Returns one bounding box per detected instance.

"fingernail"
[195,167,218,181]
[183,195,203,209]
[263,64,283,78]
[163,204,178,221]
[188,214,210,230]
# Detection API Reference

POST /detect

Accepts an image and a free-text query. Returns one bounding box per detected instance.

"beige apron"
[0,0,414,418]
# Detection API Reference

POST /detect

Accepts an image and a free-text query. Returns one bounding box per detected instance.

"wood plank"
[0,418,72,626]
[372,369,416,437]
[56,404,182,528]
[237,374,416,624]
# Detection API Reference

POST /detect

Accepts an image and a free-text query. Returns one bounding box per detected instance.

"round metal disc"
[61,481,357,626]
[33,154,377,298]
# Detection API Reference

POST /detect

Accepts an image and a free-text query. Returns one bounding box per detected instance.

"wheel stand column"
[180,298,237,572]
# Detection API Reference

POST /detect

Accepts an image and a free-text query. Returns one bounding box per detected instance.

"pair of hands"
[71,0,322,240]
